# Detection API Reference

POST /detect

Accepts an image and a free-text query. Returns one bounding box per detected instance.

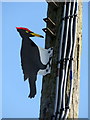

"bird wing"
[37,46,53,76]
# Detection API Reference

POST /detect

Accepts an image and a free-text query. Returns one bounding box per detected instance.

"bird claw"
[28,90,36,98]
[28,94,34,98]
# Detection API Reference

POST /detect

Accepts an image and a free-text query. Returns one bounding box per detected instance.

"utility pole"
[40,2,82,119]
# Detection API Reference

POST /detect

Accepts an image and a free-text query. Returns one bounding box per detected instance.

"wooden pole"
[39,2,82,119]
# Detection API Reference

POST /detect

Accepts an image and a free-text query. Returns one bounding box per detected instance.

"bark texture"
[40,2,82,119]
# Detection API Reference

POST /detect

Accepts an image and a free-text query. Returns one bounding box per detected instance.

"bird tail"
[28,77,36,98]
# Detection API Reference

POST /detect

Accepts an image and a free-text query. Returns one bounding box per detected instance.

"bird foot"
[28,94,35,98]
[28,91,36,98]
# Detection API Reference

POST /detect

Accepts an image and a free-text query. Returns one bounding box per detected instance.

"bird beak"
[30,32,44,38]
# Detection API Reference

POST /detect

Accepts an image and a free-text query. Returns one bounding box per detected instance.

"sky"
[79,2,88,118]
[0,2,2,119]
[0,1,88,119]
[1,2,47,118]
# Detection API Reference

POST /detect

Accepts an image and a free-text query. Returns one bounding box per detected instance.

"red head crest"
[16,27,32,33]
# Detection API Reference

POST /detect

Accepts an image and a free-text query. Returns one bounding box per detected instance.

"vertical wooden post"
[40,2,82,119]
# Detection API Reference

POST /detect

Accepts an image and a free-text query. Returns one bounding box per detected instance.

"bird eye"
[26,31,29,33]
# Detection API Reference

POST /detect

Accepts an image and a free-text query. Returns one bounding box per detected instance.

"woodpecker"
[16,27,48,98]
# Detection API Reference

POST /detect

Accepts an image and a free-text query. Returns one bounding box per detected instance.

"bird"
[16,27,49,98]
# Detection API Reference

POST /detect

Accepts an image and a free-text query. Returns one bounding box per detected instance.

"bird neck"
[22,37,30,40]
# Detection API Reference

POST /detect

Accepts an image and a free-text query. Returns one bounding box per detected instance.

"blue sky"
[0,2,2,119]
[0,2,88,119]
[2,2,47,118]
[79,2,88,118]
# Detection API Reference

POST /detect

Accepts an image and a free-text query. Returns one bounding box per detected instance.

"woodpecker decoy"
[16,27,53,98]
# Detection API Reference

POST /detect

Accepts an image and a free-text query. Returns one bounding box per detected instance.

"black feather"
[17,28,46,98]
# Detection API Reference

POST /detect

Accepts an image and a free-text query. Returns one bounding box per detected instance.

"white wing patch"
[37,46,53,76]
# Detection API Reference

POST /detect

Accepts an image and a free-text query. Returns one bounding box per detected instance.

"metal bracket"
[43,17,56,27]
[46,0,59,8]
[42,28,56,37]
